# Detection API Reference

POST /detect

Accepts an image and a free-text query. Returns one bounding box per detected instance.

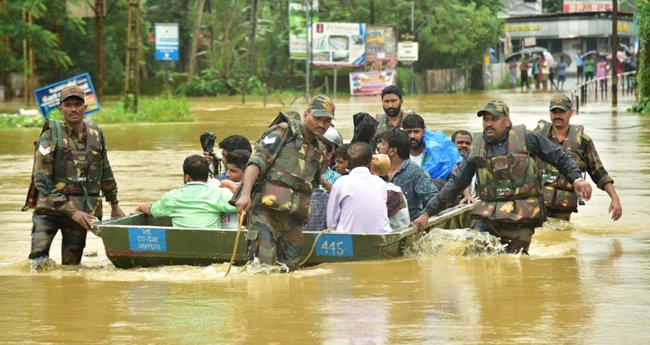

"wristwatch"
[573,177,585,183]
[110,200,119,205]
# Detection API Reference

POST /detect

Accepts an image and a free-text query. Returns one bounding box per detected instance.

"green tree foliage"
[2,0,506,96]
[0,1,80,78]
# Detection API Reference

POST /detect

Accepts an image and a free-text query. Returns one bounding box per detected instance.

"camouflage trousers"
[246,206,303,271]
[546,209,573,221]
[471,219,535,255]
[29,213,87,265]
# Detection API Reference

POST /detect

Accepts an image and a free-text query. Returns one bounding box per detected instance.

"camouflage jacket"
[27,119,118,218]
[467,125,542,223]
[535,120,613,190]
[535,120,614,213]
[248,112,324,222]
[424,125,583,226]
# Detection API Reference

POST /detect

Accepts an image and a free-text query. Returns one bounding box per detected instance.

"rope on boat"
[225,210,246,277]
[298,228,332,268]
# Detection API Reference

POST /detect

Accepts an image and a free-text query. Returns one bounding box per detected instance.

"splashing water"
[246,257,290,274]
[29,257,58,272]
[407,228,506,257]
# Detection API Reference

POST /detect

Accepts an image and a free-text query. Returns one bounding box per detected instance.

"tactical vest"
[259,112,324,223]
[535,120,586,212]
[375,110,413,135]
[468,125,542,223]
[35,119,105,216]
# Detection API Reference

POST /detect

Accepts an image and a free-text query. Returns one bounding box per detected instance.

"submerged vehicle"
[90,204,474,269]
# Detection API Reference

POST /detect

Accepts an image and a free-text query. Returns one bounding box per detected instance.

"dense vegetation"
[1,0,505,98]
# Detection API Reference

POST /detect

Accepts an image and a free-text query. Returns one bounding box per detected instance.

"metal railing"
[569,71,637,113]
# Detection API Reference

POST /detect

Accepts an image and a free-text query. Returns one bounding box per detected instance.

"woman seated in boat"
[135,155,236,229]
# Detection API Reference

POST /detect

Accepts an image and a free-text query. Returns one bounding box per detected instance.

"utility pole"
[23,8,34,107]
[124,0,141,112]
[95,0,105,100]
[410,1,415,93]
[305,0,311,100]
[612,0,618,106]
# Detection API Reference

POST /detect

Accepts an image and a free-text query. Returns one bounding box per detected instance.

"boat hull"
[91,204,473,269]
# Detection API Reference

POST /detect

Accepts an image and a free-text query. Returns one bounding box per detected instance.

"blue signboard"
[128,227,168,252]
[33,73,100,119]
[155,23,179,61]
[315,233,354,257]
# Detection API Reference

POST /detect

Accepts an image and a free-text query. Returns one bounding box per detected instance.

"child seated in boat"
[219,149,250,229]
[135,155,236,229]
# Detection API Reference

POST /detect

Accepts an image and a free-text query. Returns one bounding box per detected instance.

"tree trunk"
[188,0,207,76]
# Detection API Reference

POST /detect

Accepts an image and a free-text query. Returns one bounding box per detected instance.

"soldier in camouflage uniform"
[412,100,592,254]
[23,85,124,265]
[535,94,622,221]
[235,95,333,271]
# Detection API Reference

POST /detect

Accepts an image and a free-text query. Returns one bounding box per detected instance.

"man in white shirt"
[327,142,391,233]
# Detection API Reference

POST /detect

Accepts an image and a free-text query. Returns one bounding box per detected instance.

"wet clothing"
[27,119,119,264]
[387,183,410,230]
[245,113,324,269]
[390,159,438,221]
[535,120,614,220]
[150,182,236,229]
[424,125,583,253]
[327,167,391,234]
[303,188,329,232]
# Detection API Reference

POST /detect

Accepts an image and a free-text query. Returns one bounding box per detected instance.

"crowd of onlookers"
[508,50,637,95]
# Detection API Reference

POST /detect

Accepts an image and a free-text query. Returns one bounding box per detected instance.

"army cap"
[308,95,335,119]
[549,94,572,111]
[60,85,85,104]
[477,100,509,117]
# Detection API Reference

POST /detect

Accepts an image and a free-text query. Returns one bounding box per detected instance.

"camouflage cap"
[549,93,572,111]
[60,85,85,104]
[477,100,509,117]
[308,95,335,119]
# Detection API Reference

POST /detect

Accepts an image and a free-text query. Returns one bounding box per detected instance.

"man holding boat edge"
[412,100,592,254]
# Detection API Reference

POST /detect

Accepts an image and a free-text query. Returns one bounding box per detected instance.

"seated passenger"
[334,143,350,175]
[402,114,462,185]
[135,155,236,229]
[220,149,250,229]
[377,129,438,221]
[370,153,410,231]
[326,142,391,234]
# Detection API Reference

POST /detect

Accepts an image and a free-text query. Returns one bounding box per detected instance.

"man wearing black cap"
[535,94,622,221]
[24,85,124,267]
[412,100,592,254]
[235,95,334,271]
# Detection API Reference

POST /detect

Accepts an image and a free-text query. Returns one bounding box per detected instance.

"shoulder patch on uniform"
[38,146,52,156]
[262,135,277,145]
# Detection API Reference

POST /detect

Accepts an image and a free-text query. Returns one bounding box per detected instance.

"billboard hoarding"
[312,22,365,67]
[33,73,100,119]
[349,70,395,96]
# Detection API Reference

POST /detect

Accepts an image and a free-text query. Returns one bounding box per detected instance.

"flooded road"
[1,91,649,344]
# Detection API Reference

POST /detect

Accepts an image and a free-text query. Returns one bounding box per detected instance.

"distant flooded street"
[1,90,649,344]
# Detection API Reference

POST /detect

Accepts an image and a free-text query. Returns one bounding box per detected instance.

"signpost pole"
[305,1,311,101]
